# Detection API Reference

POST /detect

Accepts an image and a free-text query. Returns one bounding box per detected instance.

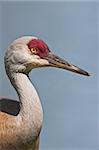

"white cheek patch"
[31,59,49,66]
[38,59,49,65]
[31,55,40,59]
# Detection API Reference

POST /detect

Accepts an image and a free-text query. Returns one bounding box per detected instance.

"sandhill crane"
[0,36,90,150]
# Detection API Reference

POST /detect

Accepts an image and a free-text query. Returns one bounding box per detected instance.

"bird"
[0,36,90,150]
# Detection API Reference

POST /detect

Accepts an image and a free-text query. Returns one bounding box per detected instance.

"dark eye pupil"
[31,48,39,53]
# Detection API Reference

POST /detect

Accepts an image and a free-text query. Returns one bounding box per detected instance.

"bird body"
[0,36,90,150]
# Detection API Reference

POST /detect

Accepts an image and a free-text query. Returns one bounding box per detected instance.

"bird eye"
[30,48,39,54]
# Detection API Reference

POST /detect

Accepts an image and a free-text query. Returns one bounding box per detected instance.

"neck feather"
[8,72,43,133]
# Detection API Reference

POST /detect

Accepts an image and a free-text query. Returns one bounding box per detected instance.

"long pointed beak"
[44,53,90,76]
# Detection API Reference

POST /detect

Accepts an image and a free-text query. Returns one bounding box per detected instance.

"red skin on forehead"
[27,39,50,58]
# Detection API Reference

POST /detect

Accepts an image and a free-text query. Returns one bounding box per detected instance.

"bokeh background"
[0,1,98,150]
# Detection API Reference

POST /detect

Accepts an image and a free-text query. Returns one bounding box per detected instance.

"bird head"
[5,36,90,76]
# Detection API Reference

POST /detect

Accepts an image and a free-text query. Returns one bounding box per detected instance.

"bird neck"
[8,72,43,132]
